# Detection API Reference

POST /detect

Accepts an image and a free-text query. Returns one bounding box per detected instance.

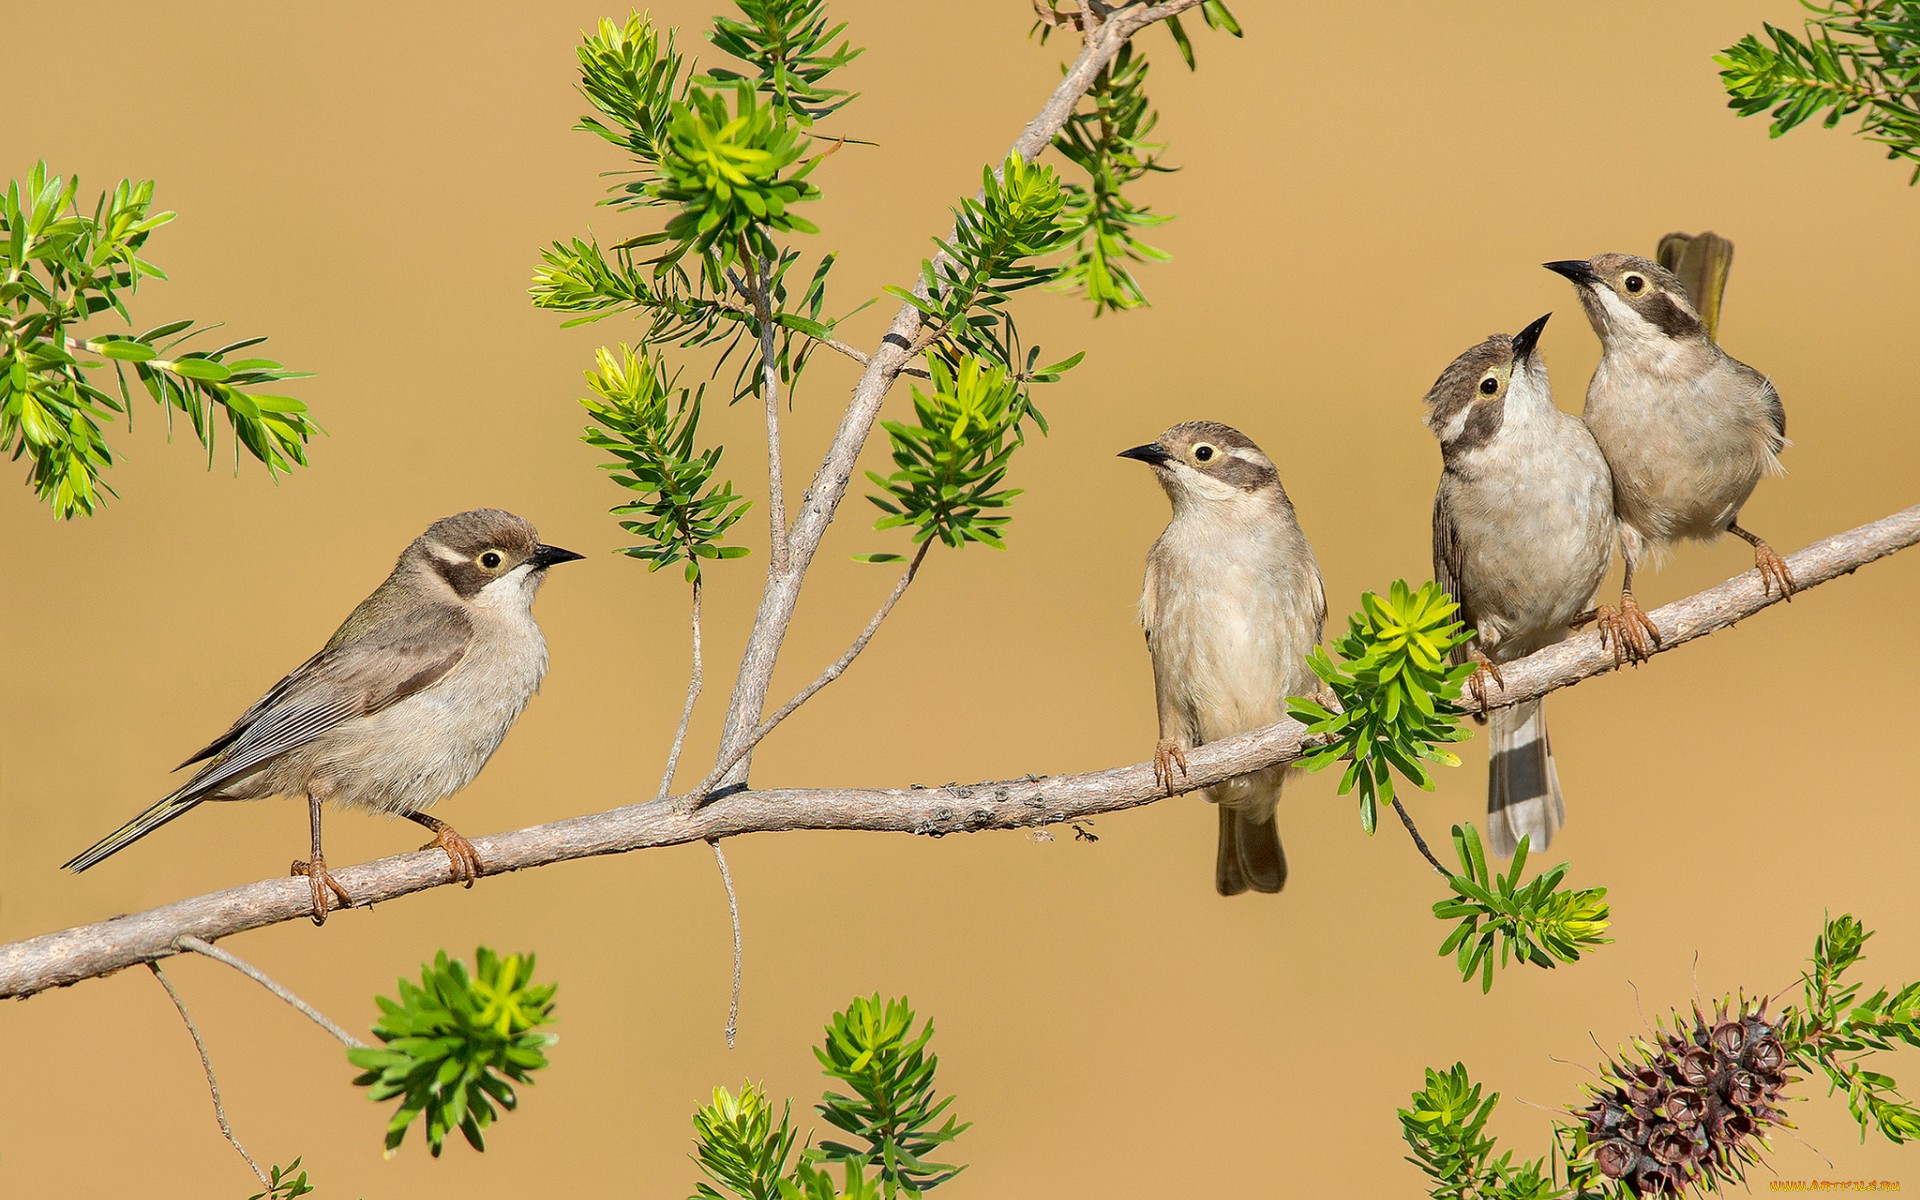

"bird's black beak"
[529,543,586,569]
[1543,259,1598,286]
[1511,312,1551,362]
[1118,443,1172,466]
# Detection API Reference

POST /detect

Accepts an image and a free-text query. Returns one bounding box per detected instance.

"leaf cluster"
[347,948,557,1157]
[1050,45,1173,314]
[1287,580,1477,836]
[687,995,966,1200]
[887,154,1074,367]
[1,163,315,518]
[574,13,690,183]
[1718,1,1920,184]
[699,0,862,124]
[1434,823,1610,994]
[245,1159,317,1200]
[813,994,969,1195]
[863,355,1030,559]
[1400,1064,1565,1200]
[1781,913,1920,1142]
[581,343,752,581]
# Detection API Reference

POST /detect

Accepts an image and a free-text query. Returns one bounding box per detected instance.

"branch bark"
[3,505,1912,1001]
[707,0,1210,788]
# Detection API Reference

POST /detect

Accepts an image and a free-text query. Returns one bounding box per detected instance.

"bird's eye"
[478,550,504,570]
[1623,273,1645,294]
[1479,375,1499,396]
[1191,444,1216,463]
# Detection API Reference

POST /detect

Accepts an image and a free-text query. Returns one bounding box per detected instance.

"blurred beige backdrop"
[4,2,1918,1195]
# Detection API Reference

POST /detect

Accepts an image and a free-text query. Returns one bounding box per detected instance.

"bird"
[1424,314,1615,857]
[1544,253,1790,663]
[63,509,583,923]
[1121,421,1326,895]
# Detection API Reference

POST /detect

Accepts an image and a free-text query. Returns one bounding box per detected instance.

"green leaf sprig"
[581,343,752,580]
[1434,823,1611,994]
[699,0,863,124]
[1050,45,1174,314]
[862,355,1027,560]
[1,163,316,518]
[1781,913,1920,1142]
[347,948,557,1157]
[693,1083,799,1200]
[1400,1064,1563,1200]
[1718,2,1920,184]
[812,995,968,1197]
[1287,580,1477,835]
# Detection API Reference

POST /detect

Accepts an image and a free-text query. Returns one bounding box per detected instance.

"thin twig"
[750,256,790,574]
[658,578,705,801]
[175,935,366,1049]
[147,961,268,1187]
[708,839,742,1050]
[1391,797,1449,877]
[4,507,1915,1000]
[694,539,932,803]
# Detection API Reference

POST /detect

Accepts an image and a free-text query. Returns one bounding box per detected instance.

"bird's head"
[1119,420,1284,513]
[1544,253,1704,349]
[1422,313,1552,456]
[409,509,584,610]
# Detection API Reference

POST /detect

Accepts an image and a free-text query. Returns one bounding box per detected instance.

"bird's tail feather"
[62,788,206,873]
[1487,699,1565,858]
[1215,798,1287,896]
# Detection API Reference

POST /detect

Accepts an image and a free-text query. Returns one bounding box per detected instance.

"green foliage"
[812,994,969,1195]
[862,355,1030,559]
[1,163,316,518]
[581,343,751,580]
[687,995,966,1200]
[699,0,862,124]
[1718,1,1920,183]
[347,948,557,1157]
[1781,913,1920,1142]
[1050,45,1173,314]
[245,1160,316,1200]
[886,154,1074,366]
[692,1084,799,1200]
[1287,580,1477,836]
[1434,824,1610,994]
[1400,1065,1565,1200]
[574,13,690,182]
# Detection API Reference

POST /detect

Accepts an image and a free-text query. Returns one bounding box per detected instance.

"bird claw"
[290,856,352,925]
[1466,653,1505,708]
[1152,739,1190,795]
[1595,594,1661,666]
[418,828,483,889]
[1752,539,1796,600]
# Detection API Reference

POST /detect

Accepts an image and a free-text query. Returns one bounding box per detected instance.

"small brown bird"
[1545,253,1790,661]
[63,509,583,923]
[1122,422,1326,895]
[1425,314,1615,856]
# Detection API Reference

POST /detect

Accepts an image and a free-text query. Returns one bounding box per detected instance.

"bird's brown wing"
[171,604,474,802]
[1432,483,1474,668]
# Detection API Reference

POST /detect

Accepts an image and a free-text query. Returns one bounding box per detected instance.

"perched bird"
[1425,314,1615,856]
[1121,422,1326,895]
[63,509,583,923]
[1545,253,1790,662]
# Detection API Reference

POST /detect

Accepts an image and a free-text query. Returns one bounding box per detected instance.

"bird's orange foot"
[290,856,352,925]
[1752,539,1796,600]
[1152,739,1190,795]
[1595,594,1661,666]
[411,814,483,888]
[1465,652,1506,708]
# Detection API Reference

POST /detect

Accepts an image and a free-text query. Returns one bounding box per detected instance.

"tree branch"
[3,507,1911,1001]
[693,539,933,803]
[148,961,269,1187]
[706,0,1210,789]
[175,935,366,1050]
[658,579,705,801]
[749,256,791,575]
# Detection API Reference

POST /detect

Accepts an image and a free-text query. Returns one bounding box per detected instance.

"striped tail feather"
[62,788,207,873]
[1487,698,1565,858]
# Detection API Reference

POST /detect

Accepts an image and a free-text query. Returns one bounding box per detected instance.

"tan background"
[4,2,1918,1195]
